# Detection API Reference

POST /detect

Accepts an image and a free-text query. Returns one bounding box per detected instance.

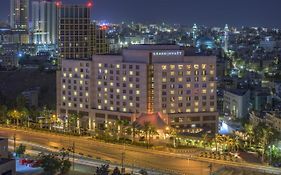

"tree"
[7,110,21,126]
[202,133,209,149]
[20,108,29,127]
[38,153,61,175]
[96,164,109,175]
[130,121,139,143]
[59,149,71,175]
[15,144,26,157]
[38,150,71,175]
[142,122,158,148]
[112,167,121,175]
[244,123,254,148]
[117,119,129,141]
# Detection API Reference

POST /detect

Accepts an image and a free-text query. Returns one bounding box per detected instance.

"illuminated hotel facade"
[57,45,218,133]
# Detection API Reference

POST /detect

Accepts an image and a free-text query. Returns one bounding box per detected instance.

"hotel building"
[10,0,29,30]
[57,45,218,133]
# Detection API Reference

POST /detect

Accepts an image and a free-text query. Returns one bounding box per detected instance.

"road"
[0,127,280,175]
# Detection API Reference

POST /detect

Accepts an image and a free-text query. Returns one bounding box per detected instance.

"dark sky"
[1,0,281,27]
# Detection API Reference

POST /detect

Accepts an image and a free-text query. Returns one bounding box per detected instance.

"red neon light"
[87,1,93,8]
[55,1,62,7]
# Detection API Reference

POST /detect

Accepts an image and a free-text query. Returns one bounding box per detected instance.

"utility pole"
[208,163,213,175]
[72,141,75,171]
[121,143,125,174]
[13,133,16,153]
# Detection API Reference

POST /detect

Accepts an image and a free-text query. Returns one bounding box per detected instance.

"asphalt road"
[1,127,280,175]
[0,127,218,175]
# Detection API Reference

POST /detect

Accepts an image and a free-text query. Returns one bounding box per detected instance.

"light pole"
[13,133,16,153]
[72,141,75,171]
[121,143,125,174]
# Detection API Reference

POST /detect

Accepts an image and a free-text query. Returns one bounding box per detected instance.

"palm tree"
[129,121,139,143]
[20,108,29,127]
[142,122,158,148]
[116,119,129,141]
[202,133,209,150]
[244,123,254,148]
[7,110,21,126]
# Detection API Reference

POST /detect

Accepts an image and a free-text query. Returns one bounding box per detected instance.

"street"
[0,127,280,175]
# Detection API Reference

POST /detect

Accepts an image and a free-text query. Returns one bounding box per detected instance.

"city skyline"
[0,0,281,27]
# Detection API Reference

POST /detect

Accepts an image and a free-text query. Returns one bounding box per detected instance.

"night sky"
[1,0,281,27]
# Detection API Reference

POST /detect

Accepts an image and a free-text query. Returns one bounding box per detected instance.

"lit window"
[63,96,66,101]
[186,109,191,113]
[116,89,120,93]
[202,89,207,94]
[194,102,199,106]
[80,104,83,108]
[202,77,207,81]
[186,71,191,75]
[170,109,175,113]
[186,83,191,88]
[74,91,77,96]
[170,90,175,95]
[69,73,72,78]
[110,107,114,111]
[129,102,133,107]
[104,69,108,74]
[123,108,127,112]
[81,74,84,78]
[202,64,206,69]
[136,90,140,95]
[210,83,215,87]
[62,85,66,89]
[194,108,199,112]
[186,65,191,70]
[98,105,102,109]
[162,78,167,82]
[178,96,183,101]
[104,88,108,92]
[75,68,78,72]
[163,109,167,113]
[162,65,167,70]
[98,81,101,85]
[210,89,214,93]
[170,65,175,70]
[98,63,102,67]
[85,92,89,97]
[170,71,175,76]
[129,84,133,88]
[116,64,120,69]
[194,64,199,69]
[129,71,133,75]
[123,77,127,81]
[210,108,215,112]
[178,77,183,82]
[123,96,127,100]
[68,103,72,107]
[110,82,114,86]
[80,80,83,85]
[210,70,214,75]
[178,65,183,69]
[104,100,108,104]
[63,73,66,77]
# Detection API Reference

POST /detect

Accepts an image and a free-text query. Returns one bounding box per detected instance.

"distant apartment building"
[223,89,250,118]
[32,0,58,45]
[0,138,16,175]
[57,1,108,61]
[21,87,40,107]
[10,0,29,30]
[57,45,218,133]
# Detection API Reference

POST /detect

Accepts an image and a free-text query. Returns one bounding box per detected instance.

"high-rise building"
[32,0,58,45]
[10,0,29,30]
[57,1,99,60]
[223,24,229,52]
[57,45,218,133]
